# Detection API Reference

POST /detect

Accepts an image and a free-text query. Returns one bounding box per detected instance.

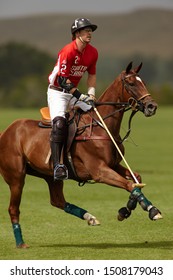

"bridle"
[121,73,151,112]
[76,72,151,143]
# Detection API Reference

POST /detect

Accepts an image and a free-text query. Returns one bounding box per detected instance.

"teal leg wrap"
[131,187,152,211]
[64,203,87,219]
[12,223,24,246]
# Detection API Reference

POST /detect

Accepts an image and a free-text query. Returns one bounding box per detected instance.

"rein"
[76,72,150,143]
[95,101,129,106]
[76,101,135,143]
[95,103,137,143]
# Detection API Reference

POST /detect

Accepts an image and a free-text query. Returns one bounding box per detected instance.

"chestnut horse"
[0,62,162,248]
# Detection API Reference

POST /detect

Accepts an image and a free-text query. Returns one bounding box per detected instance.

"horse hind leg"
[64,203,100,226]
[46,178,100,226]
[118,187,162,221]
[8,180,29,248]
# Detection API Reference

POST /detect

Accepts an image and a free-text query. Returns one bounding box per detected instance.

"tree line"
[0,42,172,108]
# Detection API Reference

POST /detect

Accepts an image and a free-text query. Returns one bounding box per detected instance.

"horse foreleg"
[88,164,137,221]
[129,187,162,220]
[112,164,162,221]
[46,178,100,226]
[115,163,141,220]
[92,164,135,192]
[88,164,162,222]
[115,163,142,184]
[118,187,162,221]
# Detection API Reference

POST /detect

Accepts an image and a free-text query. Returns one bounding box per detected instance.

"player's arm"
[87,73,96,97]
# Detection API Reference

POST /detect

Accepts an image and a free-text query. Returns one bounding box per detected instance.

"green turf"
[0,107,173,260]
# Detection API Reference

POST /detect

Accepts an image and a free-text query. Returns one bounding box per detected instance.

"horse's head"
[121,62,157,117]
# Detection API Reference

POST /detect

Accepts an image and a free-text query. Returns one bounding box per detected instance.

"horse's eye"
[129,82,135,86]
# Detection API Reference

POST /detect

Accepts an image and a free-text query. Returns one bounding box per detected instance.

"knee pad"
[51,116,67,142]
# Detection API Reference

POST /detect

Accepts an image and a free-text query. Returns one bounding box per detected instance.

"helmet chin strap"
[79,36,86,44]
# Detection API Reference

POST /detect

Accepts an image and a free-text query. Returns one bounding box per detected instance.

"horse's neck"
[98,79,121,104]
[97,79,124,133]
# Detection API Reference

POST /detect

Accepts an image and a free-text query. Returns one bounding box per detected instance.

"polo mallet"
[92,103,145,188]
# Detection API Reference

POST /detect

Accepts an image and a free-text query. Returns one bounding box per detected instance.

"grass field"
[0,107,173,260]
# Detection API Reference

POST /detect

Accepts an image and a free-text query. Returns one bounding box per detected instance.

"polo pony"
[0,62,162,248]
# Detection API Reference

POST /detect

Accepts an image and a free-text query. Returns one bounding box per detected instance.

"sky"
[1,0,173,19]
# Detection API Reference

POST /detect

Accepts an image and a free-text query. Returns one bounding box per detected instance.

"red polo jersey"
[48,40,98,87]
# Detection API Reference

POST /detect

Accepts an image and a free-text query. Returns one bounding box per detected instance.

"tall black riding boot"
[50,116,68,181]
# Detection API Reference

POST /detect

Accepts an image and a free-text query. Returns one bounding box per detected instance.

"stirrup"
[54,164,68,181]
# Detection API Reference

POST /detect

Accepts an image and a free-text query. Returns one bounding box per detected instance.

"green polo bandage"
[64,203,87,219]
[12,223,24,246]
[131,187,152,210]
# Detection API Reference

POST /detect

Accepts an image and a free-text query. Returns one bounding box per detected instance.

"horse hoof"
[149,206,162,221]
[117,207,131,221]
[16,243,30,249]
[153,213,163,220]
[88,217,100,226]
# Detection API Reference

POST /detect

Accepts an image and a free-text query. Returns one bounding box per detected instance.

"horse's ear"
[135,62,143,73]
[126,61,133,74]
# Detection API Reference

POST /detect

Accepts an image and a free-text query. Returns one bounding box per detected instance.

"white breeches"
[47,86,92,120]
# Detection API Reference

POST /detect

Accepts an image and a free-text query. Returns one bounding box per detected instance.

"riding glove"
[79,93,96,104]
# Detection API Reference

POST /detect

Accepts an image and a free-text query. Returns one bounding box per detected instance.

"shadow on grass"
[40,240,173,250]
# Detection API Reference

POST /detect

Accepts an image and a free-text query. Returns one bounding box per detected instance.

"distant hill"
[0,8,173,59]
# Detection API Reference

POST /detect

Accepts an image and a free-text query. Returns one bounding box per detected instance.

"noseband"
[121,73,151,112]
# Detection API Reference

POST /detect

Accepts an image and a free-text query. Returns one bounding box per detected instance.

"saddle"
[39,107,92,184]
[39,107,77,151]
